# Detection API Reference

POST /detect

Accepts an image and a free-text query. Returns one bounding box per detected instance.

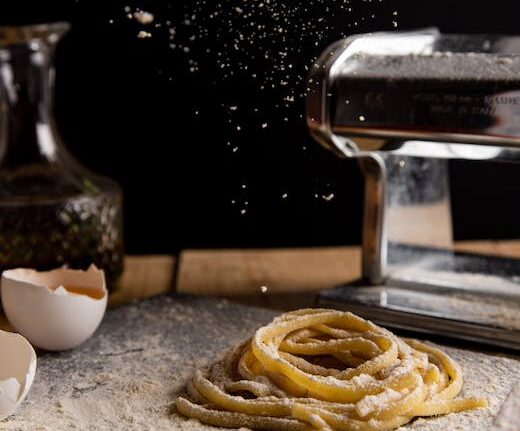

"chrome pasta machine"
[307,29,520,349]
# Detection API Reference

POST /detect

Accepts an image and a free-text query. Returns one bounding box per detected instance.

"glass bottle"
[0,23,124,290]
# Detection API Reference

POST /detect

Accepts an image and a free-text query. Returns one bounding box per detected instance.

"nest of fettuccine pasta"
[176,309,487,431]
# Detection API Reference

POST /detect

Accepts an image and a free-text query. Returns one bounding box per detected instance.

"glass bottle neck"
[0,41,59,164]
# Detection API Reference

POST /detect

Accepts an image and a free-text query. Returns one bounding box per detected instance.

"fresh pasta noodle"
[176,309,487,431]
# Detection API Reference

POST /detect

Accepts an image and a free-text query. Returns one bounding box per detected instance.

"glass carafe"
[0,23,124,289]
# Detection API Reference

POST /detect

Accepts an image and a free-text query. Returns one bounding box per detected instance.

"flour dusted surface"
[2,294,519,430]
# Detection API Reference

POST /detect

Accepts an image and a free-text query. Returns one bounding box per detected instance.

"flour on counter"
[3,295,520,430]
[491,380,520,431]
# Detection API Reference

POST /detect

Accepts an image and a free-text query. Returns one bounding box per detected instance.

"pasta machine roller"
[307,29,520,349]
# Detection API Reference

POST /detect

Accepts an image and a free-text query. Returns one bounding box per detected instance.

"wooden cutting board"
[4,294,520,430]
[176,241,520,299]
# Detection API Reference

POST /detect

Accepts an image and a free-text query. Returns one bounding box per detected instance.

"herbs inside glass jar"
[0,23,124,290]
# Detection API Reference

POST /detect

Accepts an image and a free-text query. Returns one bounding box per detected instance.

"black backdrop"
[3,0,520,253]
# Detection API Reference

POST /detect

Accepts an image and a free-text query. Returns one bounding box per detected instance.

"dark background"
[4,0,520,253]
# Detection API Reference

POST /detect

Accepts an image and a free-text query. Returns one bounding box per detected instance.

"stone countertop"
[3,294,520,430]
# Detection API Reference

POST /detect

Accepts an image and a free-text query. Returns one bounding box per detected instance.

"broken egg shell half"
[0,330,36,420]
[1,265,107,351]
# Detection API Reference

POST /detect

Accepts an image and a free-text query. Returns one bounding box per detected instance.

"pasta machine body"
[307,29,520,349]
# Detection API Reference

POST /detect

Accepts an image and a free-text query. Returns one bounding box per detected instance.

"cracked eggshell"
[1,265,107,351]
[0,330,36,420]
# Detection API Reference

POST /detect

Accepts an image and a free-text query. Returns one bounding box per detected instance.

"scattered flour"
[137,31,152,39]
[2,296,519,430]
[133,11,154,25]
